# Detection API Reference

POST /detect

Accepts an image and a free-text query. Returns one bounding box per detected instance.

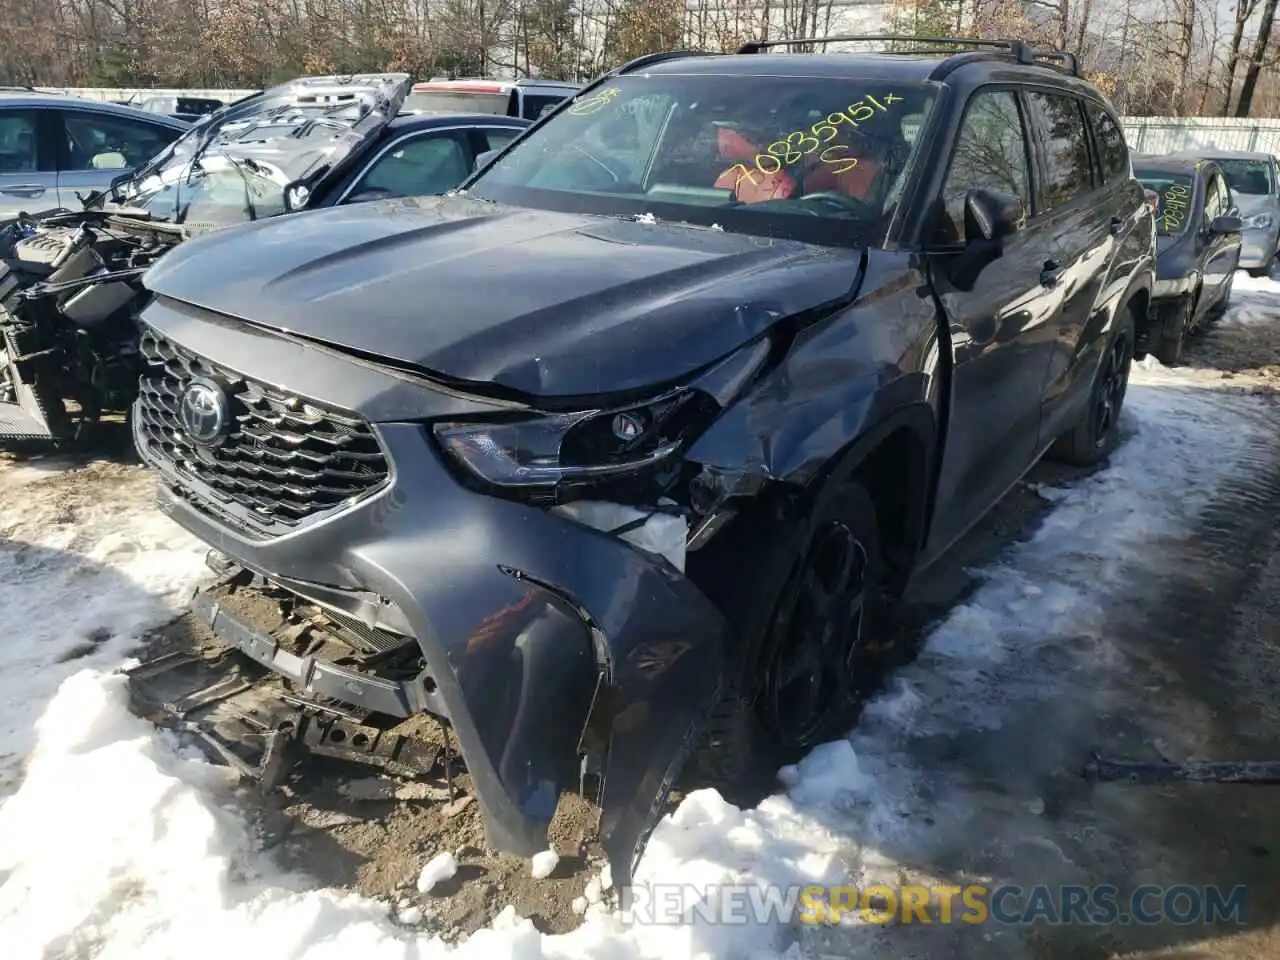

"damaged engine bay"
[0,211,183,442]
[0,72,410,444]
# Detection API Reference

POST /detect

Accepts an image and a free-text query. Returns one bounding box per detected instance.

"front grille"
[136,326,390,538]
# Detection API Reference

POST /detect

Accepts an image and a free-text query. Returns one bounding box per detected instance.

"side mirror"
[282,180,310,212]
[947,188,1024,292]
[472,149,499,174]
[964,187,1025,242]
[1210,214,1243,234]
[90,151,127,170]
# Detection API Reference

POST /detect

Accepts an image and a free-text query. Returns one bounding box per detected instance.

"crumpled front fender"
[338,426,732,889]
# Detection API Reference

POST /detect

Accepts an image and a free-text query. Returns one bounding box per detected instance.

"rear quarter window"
[1088,105,1129,182]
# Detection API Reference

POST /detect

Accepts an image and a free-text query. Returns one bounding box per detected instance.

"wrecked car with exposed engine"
[126,37,1154,890]
[0,73,530,444]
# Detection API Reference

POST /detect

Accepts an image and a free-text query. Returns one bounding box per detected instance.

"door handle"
[1040,260,1064,286]
[0,184,45,196]
[1109,216,1124,236]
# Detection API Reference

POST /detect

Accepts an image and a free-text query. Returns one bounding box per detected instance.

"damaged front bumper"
[132,305,731,890]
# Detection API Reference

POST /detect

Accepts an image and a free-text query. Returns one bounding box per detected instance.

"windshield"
[405,90,510,114]
[1215,159,1274,196]
[1136,171,1194,235]
[467,75,938,247]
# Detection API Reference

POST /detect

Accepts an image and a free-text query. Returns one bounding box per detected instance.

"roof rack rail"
[735,34,1079,77]
[614,49,711,75]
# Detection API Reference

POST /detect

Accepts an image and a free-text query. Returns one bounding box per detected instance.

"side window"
[481,128,521,154]
[63,112,178,170]
[346,133,471,201]
[1088,105,1129,182]
[0,109,48,173]
[1027,92,1094,211]
[938,89,1032,244]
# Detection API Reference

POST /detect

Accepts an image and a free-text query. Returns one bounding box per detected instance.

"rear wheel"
[691,482,885,788]
[1049,303,1135,466]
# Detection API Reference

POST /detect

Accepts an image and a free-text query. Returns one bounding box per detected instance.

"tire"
[1247,266,1271,278]
[690,481,886,790]
[1049,302,1135,467]
[1153,295,1190,365]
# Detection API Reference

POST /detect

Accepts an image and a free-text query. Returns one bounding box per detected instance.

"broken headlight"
[432,338,772,493]
[433,390,715,489]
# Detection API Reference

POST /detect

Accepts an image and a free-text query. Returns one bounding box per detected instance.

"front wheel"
[1049,304,1135,466]
[690,482,886,788]
[1153,295,1191,365]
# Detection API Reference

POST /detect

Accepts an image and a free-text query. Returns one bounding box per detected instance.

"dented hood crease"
[142,195,866,398]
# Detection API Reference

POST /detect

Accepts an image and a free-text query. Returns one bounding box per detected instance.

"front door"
[55,109,182,208]
[925,87,1061,558]
[1201,170,1241,310]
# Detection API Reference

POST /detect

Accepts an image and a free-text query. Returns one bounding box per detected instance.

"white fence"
[1120,117,1280,155]
[29,88,1280,155]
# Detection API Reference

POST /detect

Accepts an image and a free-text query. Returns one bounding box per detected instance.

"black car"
[0,73,529,443]
[1134,155,1242,363]
[127,37,1155,891]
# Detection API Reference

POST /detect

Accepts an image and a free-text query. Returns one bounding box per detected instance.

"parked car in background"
[138,95,227,124]
[0,73,529,444]
[1180,149,1280,276]
[403,77,579,120]
[0,91,187,218]
[1134,154,1242,363]
[125,37,1154,893]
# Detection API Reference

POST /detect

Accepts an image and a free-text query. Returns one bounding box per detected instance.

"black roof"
[1169,148,1272,162]
[624,38,1084,85]
[1132,154,1205,176]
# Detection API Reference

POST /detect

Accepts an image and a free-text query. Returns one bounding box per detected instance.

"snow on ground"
[0,459,208,797]
[1,278,1278,959]
[1221,270,1280,328]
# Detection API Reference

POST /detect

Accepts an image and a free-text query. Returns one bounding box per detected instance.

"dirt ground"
[6,302,1280,949]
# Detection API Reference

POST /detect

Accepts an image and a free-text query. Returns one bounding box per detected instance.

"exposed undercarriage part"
[0,211,179,442]
[128,560,483,801]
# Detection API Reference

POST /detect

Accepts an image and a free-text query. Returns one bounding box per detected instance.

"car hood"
[142,195,866,399]
[98,73,410,221]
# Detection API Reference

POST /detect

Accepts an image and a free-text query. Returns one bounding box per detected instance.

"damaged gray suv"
[129,36,1154,889]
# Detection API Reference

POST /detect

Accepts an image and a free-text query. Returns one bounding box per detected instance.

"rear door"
[1024,89,1114,443]
[0,106,58,216]
[55,108,183,207]
[926,87,1061,552]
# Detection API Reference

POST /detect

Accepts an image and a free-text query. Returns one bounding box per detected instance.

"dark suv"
[129,37,1154,891]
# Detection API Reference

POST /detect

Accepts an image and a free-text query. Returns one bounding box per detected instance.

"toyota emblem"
[179,378,230,445]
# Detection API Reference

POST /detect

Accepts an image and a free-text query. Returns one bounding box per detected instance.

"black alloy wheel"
[762,518,870,749]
